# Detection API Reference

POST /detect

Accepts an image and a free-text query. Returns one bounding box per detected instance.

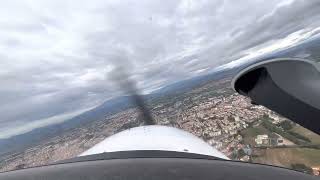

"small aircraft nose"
[80,125,229,160]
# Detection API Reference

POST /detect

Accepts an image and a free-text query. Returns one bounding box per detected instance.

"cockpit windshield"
[0,0,320,176]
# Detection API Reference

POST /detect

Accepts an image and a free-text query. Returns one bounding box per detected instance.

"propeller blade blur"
[108,63,155,125]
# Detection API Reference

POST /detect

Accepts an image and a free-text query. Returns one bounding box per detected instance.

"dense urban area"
[1,78,320,175]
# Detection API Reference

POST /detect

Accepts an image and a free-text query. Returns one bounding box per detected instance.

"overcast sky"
[1,0,320,139]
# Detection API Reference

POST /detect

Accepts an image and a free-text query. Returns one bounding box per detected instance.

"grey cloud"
[0,0,320,138]
[228,0,320,53]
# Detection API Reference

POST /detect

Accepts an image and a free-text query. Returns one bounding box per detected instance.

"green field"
[252,148,320,168]
[241,120,320,172]
[291,125,320,144]
[239,118,320,173]
[240,118,320,146]
[240,125,271,145]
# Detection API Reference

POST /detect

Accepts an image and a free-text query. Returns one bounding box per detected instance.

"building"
[240,155,250,162]
[255,134,281,146]
[312,167,320,176]
[255,135,269,145]
[210,130,222,137]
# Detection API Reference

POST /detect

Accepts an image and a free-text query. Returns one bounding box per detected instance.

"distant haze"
[0,107,92,139]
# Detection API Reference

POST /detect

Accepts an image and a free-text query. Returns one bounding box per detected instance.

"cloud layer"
[1,0,320,138]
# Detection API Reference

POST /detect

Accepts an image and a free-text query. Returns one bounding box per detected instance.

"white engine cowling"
[80,125,229,160]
